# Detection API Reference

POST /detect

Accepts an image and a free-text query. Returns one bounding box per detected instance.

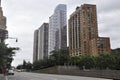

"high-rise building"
[0,0,8,43]
[68,4,111,56]
[38,23,49,60]
[48,4,67,56]
[33,23,49,62]
[33,29,39,62]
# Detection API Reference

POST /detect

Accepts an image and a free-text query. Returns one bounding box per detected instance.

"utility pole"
[7,37,18,42]
[0,0,1,7]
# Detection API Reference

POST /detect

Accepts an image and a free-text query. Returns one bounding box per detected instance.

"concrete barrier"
[58,66,120,80]
[37,66,120,80]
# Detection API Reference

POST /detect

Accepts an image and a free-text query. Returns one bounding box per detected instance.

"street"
[7,72,112,80]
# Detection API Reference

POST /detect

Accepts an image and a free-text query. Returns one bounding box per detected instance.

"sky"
[2,0,120,67]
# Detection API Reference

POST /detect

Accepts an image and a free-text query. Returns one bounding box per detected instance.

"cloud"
[98,9,120,49]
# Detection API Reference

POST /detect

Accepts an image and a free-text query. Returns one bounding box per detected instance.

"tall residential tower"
[33,29,39,62]
[33,23,49,62]
[48,4,67,56]
[0,0,8,43]
[69,4,111,56]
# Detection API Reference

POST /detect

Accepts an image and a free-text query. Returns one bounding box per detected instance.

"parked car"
[8,69,14,75]
[17,69,22,72]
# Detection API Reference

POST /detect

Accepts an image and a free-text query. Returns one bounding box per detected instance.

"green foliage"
[22,60,27,69]
[32,49,69,70]
[16,64,23,69]
[110,52,120,70]
[69,56,80,66]
[0,43,19,68]
[25,62,33,71]
[95,53,111,69]
[79,55,95,69]
[68,53,119,70]
[33,59,54,70]
[94,53,120,70]
[50,49,70,65]
[16,61,33,71]
[32,48,120,70]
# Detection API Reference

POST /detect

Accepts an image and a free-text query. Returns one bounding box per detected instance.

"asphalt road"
[7,72,112,80]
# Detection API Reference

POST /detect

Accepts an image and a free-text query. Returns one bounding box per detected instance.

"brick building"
[68,4,111,56]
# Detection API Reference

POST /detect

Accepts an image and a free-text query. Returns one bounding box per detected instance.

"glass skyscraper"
[48,4,67,56]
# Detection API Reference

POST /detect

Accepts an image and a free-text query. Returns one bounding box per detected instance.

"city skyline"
[2,0,120,66]
[33,4,67,62]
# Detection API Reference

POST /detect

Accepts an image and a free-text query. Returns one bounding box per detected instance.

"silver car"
[8,69,14,75]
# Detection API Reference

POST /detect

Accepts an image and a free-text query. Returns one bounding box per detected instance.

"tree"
[22,60,27,69]
[16,64,23,69]
[110,52,120,70]
[95,53,113,69]
[33,60,42,70]
[50,48,70,65]
[32,59,55,70]
[69,56,80,66]
[0,43,19,69]
[78,55,95,69]
[25,62,32,71]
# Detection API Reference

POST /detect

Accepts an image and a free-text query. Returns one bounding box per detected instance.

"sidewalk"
[0,74,5,80]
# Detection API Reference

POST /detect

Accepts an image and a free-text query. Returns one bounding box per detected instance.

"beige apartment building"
[68,4,111,56]
[0,0,8,43]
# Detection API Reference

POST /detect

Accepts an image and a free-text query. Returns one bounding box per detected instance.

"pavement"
[0,74,8,80]
[1,72,113,80]
[6,72,112,80]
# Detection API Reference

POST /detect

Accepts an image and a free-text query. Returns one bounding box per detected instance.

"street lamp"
[0,29,18,74]
[6,37,18,42]
[0,29,18,43]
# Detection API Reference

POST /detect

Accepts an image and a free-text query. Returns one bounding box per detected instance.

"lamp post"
[0,29,18,74]
[6,37,18,42]
[3,37,18,74]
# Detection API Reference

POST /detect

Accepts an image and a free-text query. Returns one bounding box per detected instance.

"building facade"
[0,0,8,43]
[48,4,67,56]
[33,30,39,62]
[68,4,111,56]
[33,23,49,62]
